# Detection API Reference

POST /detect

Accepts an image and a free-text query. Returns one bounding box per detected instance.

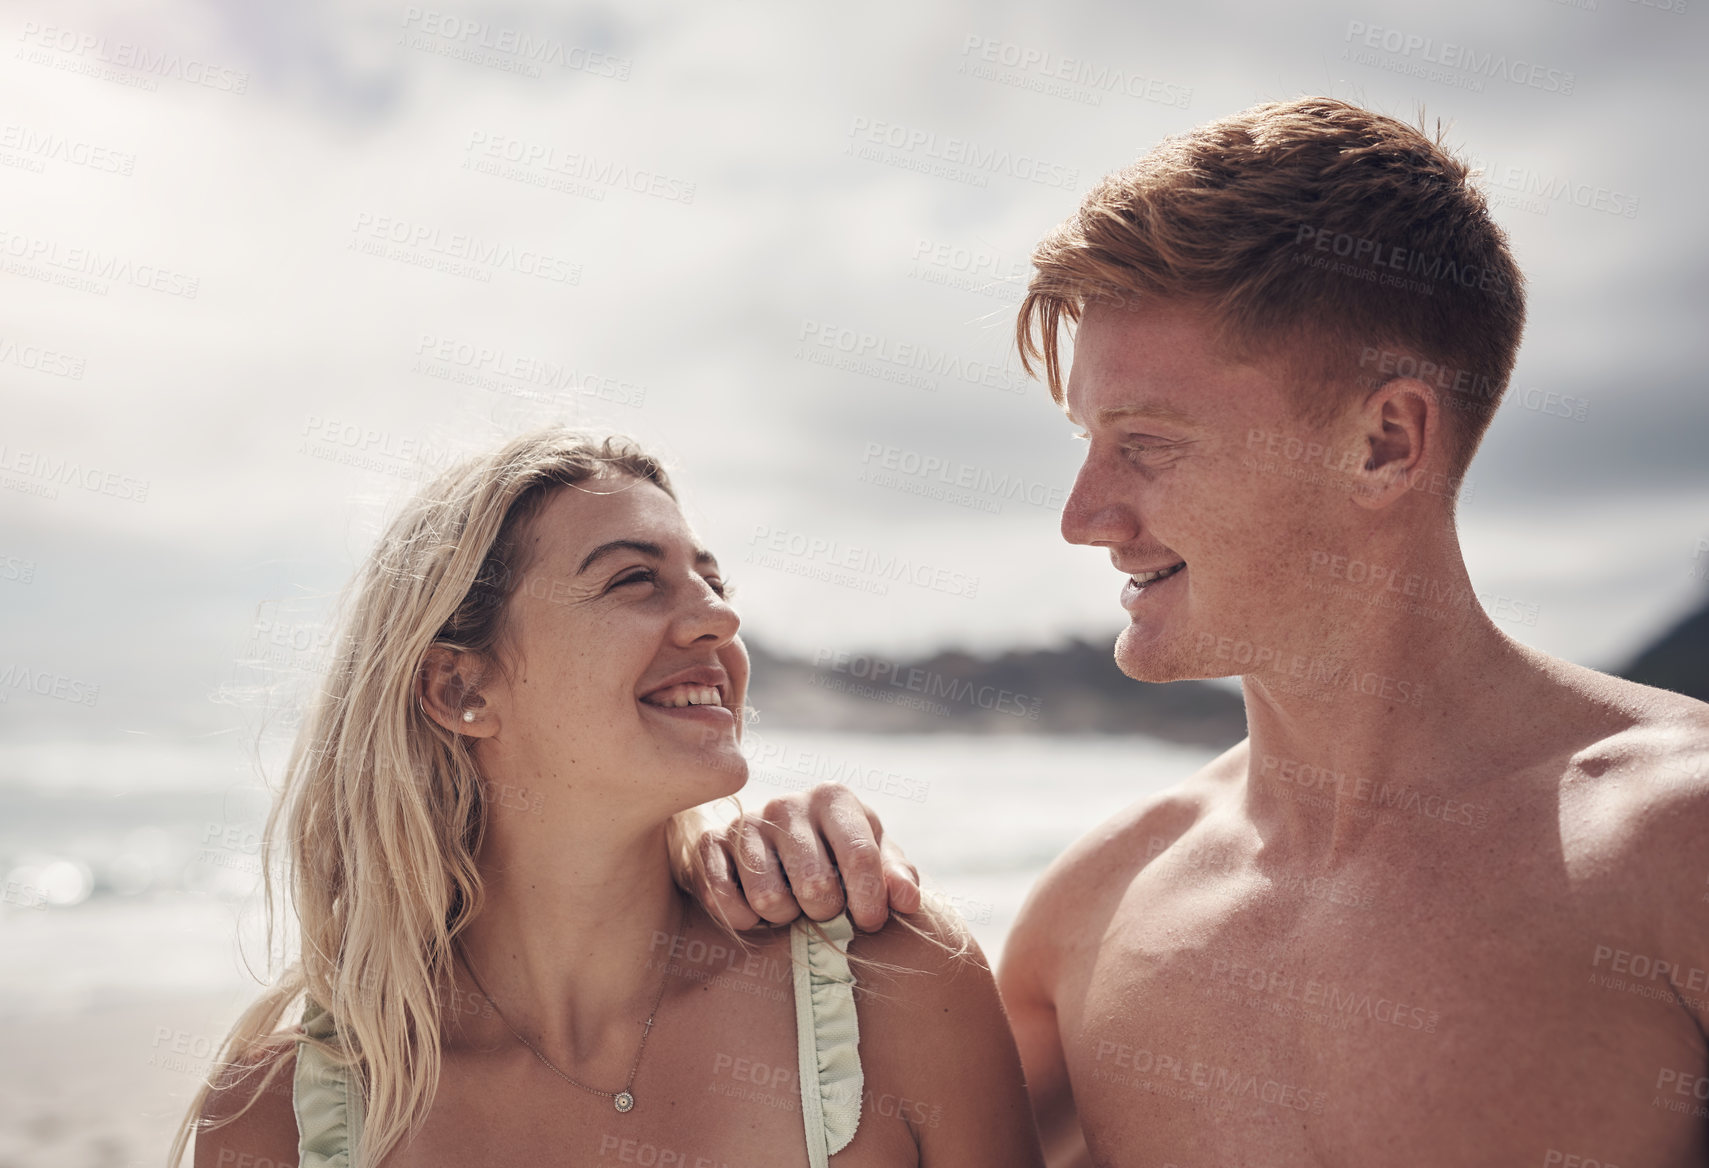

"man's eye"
[1121,437,1175,464]
[707,577,734,599]
[613,568,656,588]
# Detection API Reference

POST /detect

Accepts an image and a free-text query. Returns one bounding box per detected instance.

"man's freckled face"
[480,476,749,810]
[1060,303,1346,682]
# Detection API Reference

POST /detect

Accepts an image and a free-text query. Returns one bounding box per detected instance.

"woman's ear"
[418,646,497,737]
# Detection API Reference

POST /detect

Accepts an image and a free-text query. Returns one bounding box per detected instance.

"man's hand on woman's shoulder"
[675,782,921,932]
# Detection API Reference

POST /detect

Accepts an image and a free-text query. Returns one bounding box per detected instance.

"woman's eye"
[707,577,733,599]
[613,568,656,588]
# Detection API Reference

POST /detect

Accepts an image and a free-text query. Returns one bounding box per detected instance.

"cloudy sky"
[2,0,1705,744]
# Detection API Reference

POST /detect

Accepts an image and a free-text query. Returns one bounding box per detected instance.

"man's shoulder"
[1563,677,1709,844]
[1005,740,1244,965]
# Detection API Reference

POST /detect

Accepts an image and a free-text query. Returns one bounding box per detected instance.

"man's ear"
[1348,377,1437,511]
[418,645,497,738]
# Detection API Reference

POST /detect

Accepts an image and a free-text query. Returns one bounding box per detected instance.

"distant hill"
[743,591,1709,748]
[1620,594,1709,701]
[745,638,1248,747]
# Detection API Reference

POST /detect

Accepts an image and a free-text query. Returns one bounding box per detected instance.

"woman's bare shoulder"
[843,911,1045,1162]
[843,908,1011,1053]
[192,1041,301,1168]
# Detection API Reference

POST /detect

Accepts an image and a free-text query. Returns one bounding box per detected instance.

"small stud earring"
[462,709,476,723]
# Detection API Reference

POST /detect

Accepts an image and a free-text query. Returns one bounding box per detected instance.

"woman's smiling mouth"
[641,683,724,709]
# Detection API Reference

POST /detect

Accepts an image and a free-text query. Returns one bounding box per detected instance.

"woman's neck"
[453,816,689,1066]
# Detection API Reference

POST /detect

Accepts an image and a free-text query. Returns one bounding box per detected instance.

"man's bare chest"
[1054,853,1706,1167]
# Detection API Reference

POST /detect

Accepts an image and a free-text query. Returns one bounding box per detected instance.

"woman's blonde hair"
[171,426,691,1167]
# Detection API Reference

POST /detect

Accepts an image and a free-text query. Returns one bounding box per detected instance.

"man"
[687,97,1709,1165]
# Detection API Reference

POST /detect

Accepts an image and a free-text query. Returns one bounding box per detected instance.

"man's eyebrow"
[577,539,720,575]
[1095,402,1201,428]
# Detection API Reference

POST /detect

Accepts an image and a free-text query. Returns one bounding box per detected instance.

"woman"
[175,428,1043,1167]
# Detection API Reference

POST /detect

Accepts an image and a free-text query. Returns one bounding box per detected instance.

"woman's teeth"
[643,684,724,708]
[1132,562,1185,585]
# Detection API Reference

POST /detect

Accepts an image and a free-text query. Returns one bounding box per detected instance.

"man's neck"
[1235,552,1546,863]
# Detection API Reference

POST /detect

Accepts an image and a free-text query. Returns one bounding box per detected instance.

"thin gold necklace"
[454,894,688,1114]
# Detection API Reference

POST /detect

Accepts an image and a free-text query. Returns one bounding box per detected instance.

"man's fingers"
[695,831,761,932]
[728,816,802,925]
[879,833,923,915]
[813,786,891,931]
[760,797,846,922]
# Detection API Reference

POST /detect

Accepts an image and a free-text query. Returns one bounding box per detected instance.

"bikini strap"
[293,998,366,1168]
[792,913,863,1166]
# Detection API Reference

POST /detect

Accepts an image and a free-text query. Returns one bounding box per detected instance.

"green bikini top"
[293,914,863,1168]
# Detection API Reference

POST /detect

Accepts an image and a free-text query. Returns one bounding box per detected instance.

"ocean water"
[0,731,1224,1166]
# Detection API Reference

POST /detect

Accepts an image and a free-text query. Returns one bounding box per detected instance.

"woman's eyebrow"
[577,539,664,574]
[576,540,721,575]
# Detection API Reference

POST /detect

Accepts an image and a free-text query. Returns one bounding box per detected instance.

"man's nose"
[1061,458,1137,548]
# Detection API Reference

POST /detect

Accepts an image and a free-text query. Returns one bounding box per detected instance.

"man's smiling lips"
[1119,559,1186,613]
